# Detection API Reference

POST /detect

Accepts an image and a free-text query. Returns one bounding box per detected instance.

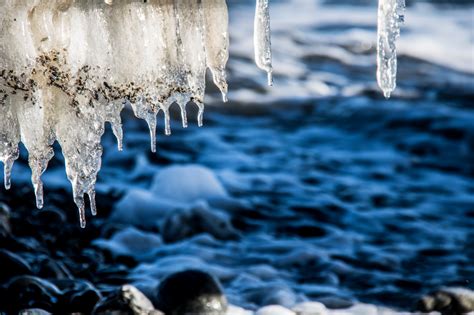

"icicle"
[254,0,273,86]
[202,0,229,102]
[196,101,205,127]
[130,99,159,153]
[88,189,97,216]
[3,156,16,190]
[0,98,20,190]
[377,0,405,98]
[105,101,125,152]
[75,193,87,229]
[31,161,45,209]
[178,100,188,128]
[163,107,171,136]
[110,121,124,151]
[148,118,158,153]
[15,89,55,211]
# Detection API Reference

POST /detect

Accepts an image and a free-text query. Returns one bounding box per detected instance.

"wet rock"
[0,250,32,283]
[33,207,68,231]
[93,284,162,315]
[417,287,474,314]
[53,279,102,314]
[155,269,227,315]
[0,202,11,237]
[122,285,163,315]
[36,256,72,280]
[162,202,239,243]
[19,309,52,315]
[3,276,61,313]
[316,296,354,309]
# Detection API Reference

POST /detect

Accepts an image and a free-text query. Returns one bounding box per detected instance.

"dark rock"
[417,287,474,315]
[53,279,102,314]
[317,296,354,309]
[155,270,227,315]
[19,309,52,315]
[34,207,68,229]
[36,256,72,280]
[2,276,61,313]
[0,202,11,237]
[162,202,239,243]
[0,250,33,284]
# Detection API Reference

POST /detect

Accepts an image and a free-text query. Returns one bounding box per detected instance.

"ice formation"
[0,0,405,226]
[377,0,405,98]
[254,0,273,86]
[0,0,266,227]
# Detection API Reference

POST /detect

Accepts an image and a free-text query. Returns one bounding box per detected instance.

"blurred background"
[0,0,473,314]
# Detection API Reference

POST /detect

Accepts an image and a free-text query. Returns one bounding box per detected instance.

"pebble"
[93,226,163,261]
[0,249,32,283]
[53,279,102,314]
[417,287,474,314]
[19,309,52,315]
[0,202,11,236]
[161,201,239,243]
[292,302,328,315]
[256,305,295,315]
[3,276,61,313]
[122,285,163,315]
[151,165,228,203]
[155,269,228,315]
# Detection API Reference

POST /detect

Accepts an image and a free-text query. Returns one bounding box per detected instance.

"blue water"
[1,0,473,312]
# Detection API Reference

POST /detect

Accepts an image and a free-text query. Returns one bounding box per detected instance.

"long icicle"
[254,0,273,86]
[376,0,405,98]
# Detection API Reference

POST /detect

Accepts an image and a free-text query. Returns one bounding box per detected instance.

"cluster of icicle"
[0,0,403,227]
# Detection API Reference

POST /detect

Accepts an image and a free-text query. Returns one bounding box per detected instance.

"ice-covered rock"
[93,227,162,261]
[110,189,182,229]
[256,305,295,315]
[292,302,328,315]
[151,165,228,203]
[226,305,254,315]
[110,164,237,240]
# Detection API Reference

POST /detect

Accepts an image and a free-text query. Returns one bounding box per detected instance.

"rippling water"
[1,0,473,313]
